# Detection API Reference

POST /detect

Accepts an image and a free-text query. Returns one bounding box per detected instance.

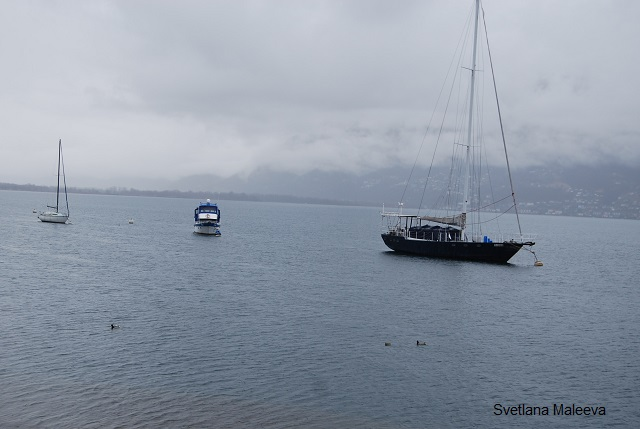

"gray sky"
[1,0,638,189]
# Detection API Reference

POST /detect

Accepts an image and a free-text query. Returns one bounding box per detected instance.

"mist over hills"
[169,162,639,218]
[3,163,638,219]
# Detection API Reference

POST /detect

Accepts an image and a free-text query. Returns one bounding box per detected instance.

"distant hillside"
[169,163,640,219]
[513,164,639,219]
[0,182,369,207]
[2,162,638,219]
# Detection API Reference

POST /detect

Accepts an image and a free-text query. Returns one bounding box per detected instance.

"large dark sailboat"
[381,0,537,264]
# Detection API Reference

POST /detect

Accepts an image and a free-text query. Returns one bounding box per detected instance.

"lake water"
[1,189,639,428]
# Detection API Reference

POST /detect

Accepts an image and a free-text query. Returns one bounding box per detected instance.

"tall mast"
[60,139,69,217]
[56,139,61,212]
[461,0,480,240]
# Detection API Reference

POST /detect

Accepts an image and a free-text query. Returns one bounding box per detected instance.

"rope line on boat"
[469,204,515,225]
[521,245,543,266]
[481,4,523,236]
[399,5,476,215]
[417,35,471,215]
[467,194,512,214]
[401,52,456,208]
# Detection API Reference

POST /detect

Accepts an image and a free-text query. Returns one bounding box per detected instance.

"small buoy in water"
[417,341,427,346]
[111,324,120,329]
[384,342,391,346]
[534,260,543,267]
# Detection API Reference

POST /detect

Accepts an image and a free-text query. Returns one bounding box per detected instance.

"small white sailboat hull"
[38,212,69,223]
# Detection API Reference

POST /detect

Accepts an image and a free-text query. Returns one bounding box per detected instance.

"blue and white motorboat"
[194,199,221,236]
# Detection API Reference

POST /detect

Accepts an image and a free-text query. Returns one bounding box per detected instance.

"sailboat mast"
[461,0,480,240]
[60,140,69,217]
[56,139,61,212]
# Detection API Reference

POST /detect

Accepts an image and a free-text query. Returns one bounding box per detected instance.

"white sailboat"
[38,139,70,224]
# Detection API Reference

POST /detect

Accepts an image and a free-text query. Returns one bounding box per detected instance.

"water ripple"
[1,192,638,427]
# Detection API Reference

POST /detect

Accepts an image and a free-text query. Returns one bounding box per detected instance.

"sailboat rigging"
[381,0,537,264]
[38,139,70,224]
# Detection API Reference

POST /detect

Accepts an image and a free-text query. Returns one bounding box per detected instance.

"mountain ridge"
[2,163,638,219]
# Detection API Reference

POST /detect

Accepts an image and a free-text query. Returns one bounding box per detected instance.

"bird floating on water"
[111,324,120,329]
[417,341,427,346]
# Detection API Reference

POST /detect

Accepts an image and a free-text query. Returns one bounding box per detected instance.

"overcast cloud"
[1,0,638,189]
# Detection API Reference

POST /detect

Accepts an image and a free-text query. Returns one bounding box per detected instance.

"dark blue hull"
[381,233,524,263]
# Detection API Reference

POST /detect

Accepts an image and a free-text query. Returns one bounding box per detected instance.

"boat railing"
[471,233,537,243]
[386,226,536,243]
[381,210,409,218]
[383,207,536,243]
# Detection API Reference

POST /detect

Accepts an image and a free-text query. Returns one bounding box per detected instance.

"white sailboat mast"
[56,139,62,212]
[461,0,480,240]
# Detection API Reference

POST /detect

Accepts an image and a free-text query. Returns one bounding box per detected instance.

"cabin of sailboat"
[380,0,537,264]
